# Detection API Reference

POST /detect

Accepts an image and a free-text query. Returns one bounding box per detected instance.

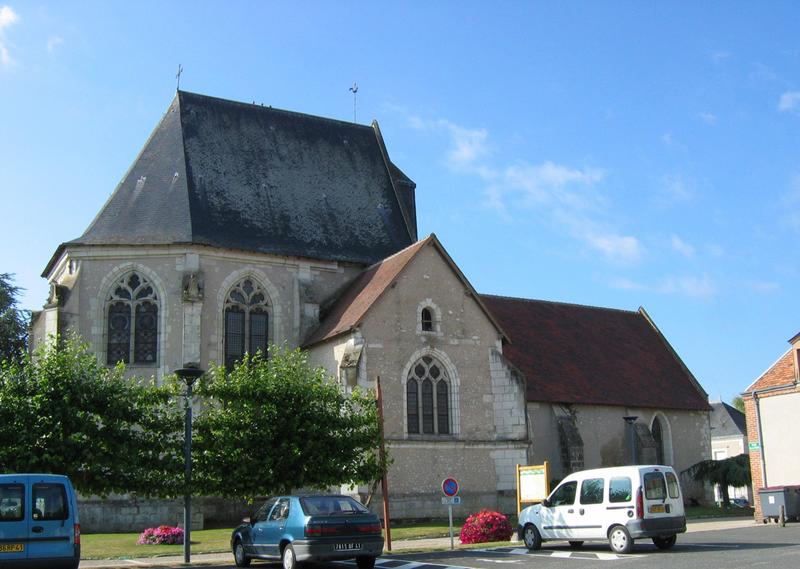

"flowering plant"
[137,525,184,545]
[459,509,513,544]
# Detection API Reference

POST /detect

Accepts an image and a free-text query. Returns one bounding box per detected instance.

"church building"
[32,91,711,528]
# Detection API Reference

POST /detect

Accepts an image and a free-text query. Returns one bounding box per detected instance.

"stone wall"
[78,496,254,533]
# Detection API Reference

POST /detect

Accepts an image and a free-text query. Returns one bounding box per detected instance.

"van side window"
[580,478,605,505]
[32,484,68,521]
[549,481,577,506]
[609,477,632,502]
[643,472,667,500]
[0,484,24,521]
[665,472,680,498]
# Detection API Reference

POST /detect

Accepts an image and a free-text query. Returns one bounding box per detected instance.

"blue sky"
[1,1,798,403]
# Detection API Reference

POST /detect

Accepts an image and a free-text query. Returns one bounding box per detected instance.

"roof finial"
[176,64,184,91]
[349,82,358,123]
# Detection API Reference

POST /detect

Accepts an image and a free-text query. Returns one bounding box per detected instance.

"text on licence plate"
[0,544,24,553]
[334,543,362,551]
[649,504,666,513]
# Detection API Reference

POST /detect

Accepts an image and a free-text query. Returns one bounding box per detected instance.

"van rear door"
[641,468,679,519]
[27,479,74,560]
[0,476,28,562]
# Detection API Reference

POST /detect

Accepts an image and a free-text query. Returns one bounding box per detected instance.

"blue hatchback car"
[231,494,383,569]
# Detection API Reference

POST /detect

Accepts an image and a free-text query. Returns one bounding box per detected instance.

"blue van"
[0,474,80,569]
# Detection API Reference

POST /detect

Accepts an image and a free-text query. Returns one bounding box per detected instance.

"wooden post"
[376,377,392,551]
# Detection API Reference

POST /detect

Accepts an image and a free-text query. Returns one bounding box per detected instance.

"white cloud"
[609,274,716,299]
[670,234,695,258]
[744,280,779,294]
[697,112,717,125]
[0,4,18,68]
[778,91,800,114]
[657,175,694,206]
[585,232,644,264]
[408,116,489,171]
[658,275,716,299]
[710,51,731,63]
[504,161,604,209]
[46,35,63,53]
[408,113,641,265]
[0,5,18,28]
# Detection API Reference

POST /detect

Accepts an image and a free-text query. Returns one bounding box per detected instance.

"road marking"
[474,546,638,561]
[681,543,741,549]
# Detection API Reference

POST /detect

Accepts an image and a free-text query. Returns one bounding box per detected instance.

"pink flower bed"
[137,525,184,545]
[459,509,513,544]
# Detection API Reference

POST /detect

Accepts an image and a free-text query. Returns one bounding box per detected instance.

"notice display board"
[516,462,550,514]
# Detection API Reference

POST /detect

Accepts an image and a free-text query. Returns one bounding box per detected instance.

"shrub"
[137,525,184,545]
[459,509,513,544]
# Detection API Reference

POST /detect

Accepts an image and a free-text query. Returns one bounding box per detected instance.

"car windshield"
[300,496,369,516]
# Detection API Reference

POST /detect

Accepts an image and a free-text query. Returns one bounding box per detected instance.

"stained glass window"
[106,272,158,365]
[224,278,270,370]
[406,355,451,435]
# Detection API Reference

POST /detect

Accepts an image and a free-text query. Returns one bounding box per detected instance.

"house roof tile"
[480,295,710,411]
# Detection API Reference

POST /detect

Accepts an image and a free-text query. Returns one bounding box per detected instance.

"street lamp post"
[623,416,638,465]
[175,364,205,564]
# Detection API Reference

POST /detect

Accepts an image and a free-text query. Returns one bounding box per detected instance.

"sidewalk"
[78,517,758,568]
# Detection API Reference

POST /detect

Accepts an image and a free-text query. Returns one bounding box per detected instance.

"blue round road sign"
[442,477,459,497]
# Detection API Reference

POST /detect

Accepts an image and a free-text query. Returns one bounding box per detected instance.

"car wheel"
[356,556,377,569]
[568,541,584,549]
[282,544,297,569]
[608,525,633,554]
[233,539,251,567]
[652,535,677,550]
[522,523,542,550]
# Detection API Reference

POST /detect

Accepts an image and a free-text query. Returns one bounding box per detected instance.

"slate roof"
[744,348,797,393]
[710,402,747,438]
[480,295,710,411]
[304,234,507,347]
[44,91,416,276]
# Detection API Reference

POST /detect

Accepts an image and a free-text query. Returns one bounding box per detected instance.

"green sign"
[748,441,761,451]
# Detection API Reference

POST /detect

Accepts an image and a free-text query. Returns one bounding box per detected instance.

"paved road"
[79,519,800,569]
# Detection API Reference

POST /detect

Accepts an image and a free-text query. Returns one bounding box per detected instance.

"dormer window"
[421,308,433,332]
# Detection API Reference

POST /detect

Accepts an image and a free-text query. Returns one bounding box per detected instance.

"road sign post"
[441,478,460,550]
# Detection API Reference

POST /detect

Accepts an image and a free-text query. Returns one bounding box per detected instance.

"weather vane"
[176,64,184,91]
[349,82,358,123]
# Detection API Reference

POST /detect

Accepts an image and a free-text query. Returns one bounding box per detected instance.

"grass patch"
[81,528,232,559]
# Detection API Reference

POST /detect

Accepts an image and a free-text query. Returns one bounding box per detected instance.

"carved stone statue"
[182,272,204,302]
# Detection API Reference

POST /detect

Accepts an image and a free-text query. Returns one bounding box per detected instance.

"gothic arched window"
[406,356,451,435]
[106,272,158,365]
[224,278,270,369]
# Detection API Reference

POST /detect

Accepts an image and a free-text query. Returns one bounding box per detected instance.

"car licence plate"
[0,544,24,553]
[649,504,666,513]
[334,543,362,551]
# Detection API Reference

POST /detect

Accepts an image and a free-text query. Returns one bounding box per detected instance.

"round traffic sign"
[442,477,459,497]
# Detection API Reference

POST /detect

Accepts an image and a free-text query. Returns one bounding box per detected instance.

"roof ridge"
[744,347,794,393]
[177,90,374,131]
[480,293,638,315]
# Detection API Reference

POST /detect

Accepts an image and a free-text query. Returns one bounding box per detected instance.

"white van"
[517,465,685,554]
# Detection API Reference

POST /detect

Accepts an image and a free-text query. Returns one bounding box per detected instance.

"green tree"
[732,396,745,414]
[0,273,29,363]
[0,336,183,496]
[683,453,751,508]
[192,348,386,500]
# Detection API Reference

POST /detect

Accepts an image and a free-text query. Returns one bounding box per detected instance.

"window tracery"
[106,272,158,365]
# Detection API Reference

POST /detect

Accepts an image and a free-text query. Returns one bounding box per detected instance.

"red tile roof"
[745,349,797,393]
[480,295,710,411]
[303,237,431,347]
[304,234,508,348]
